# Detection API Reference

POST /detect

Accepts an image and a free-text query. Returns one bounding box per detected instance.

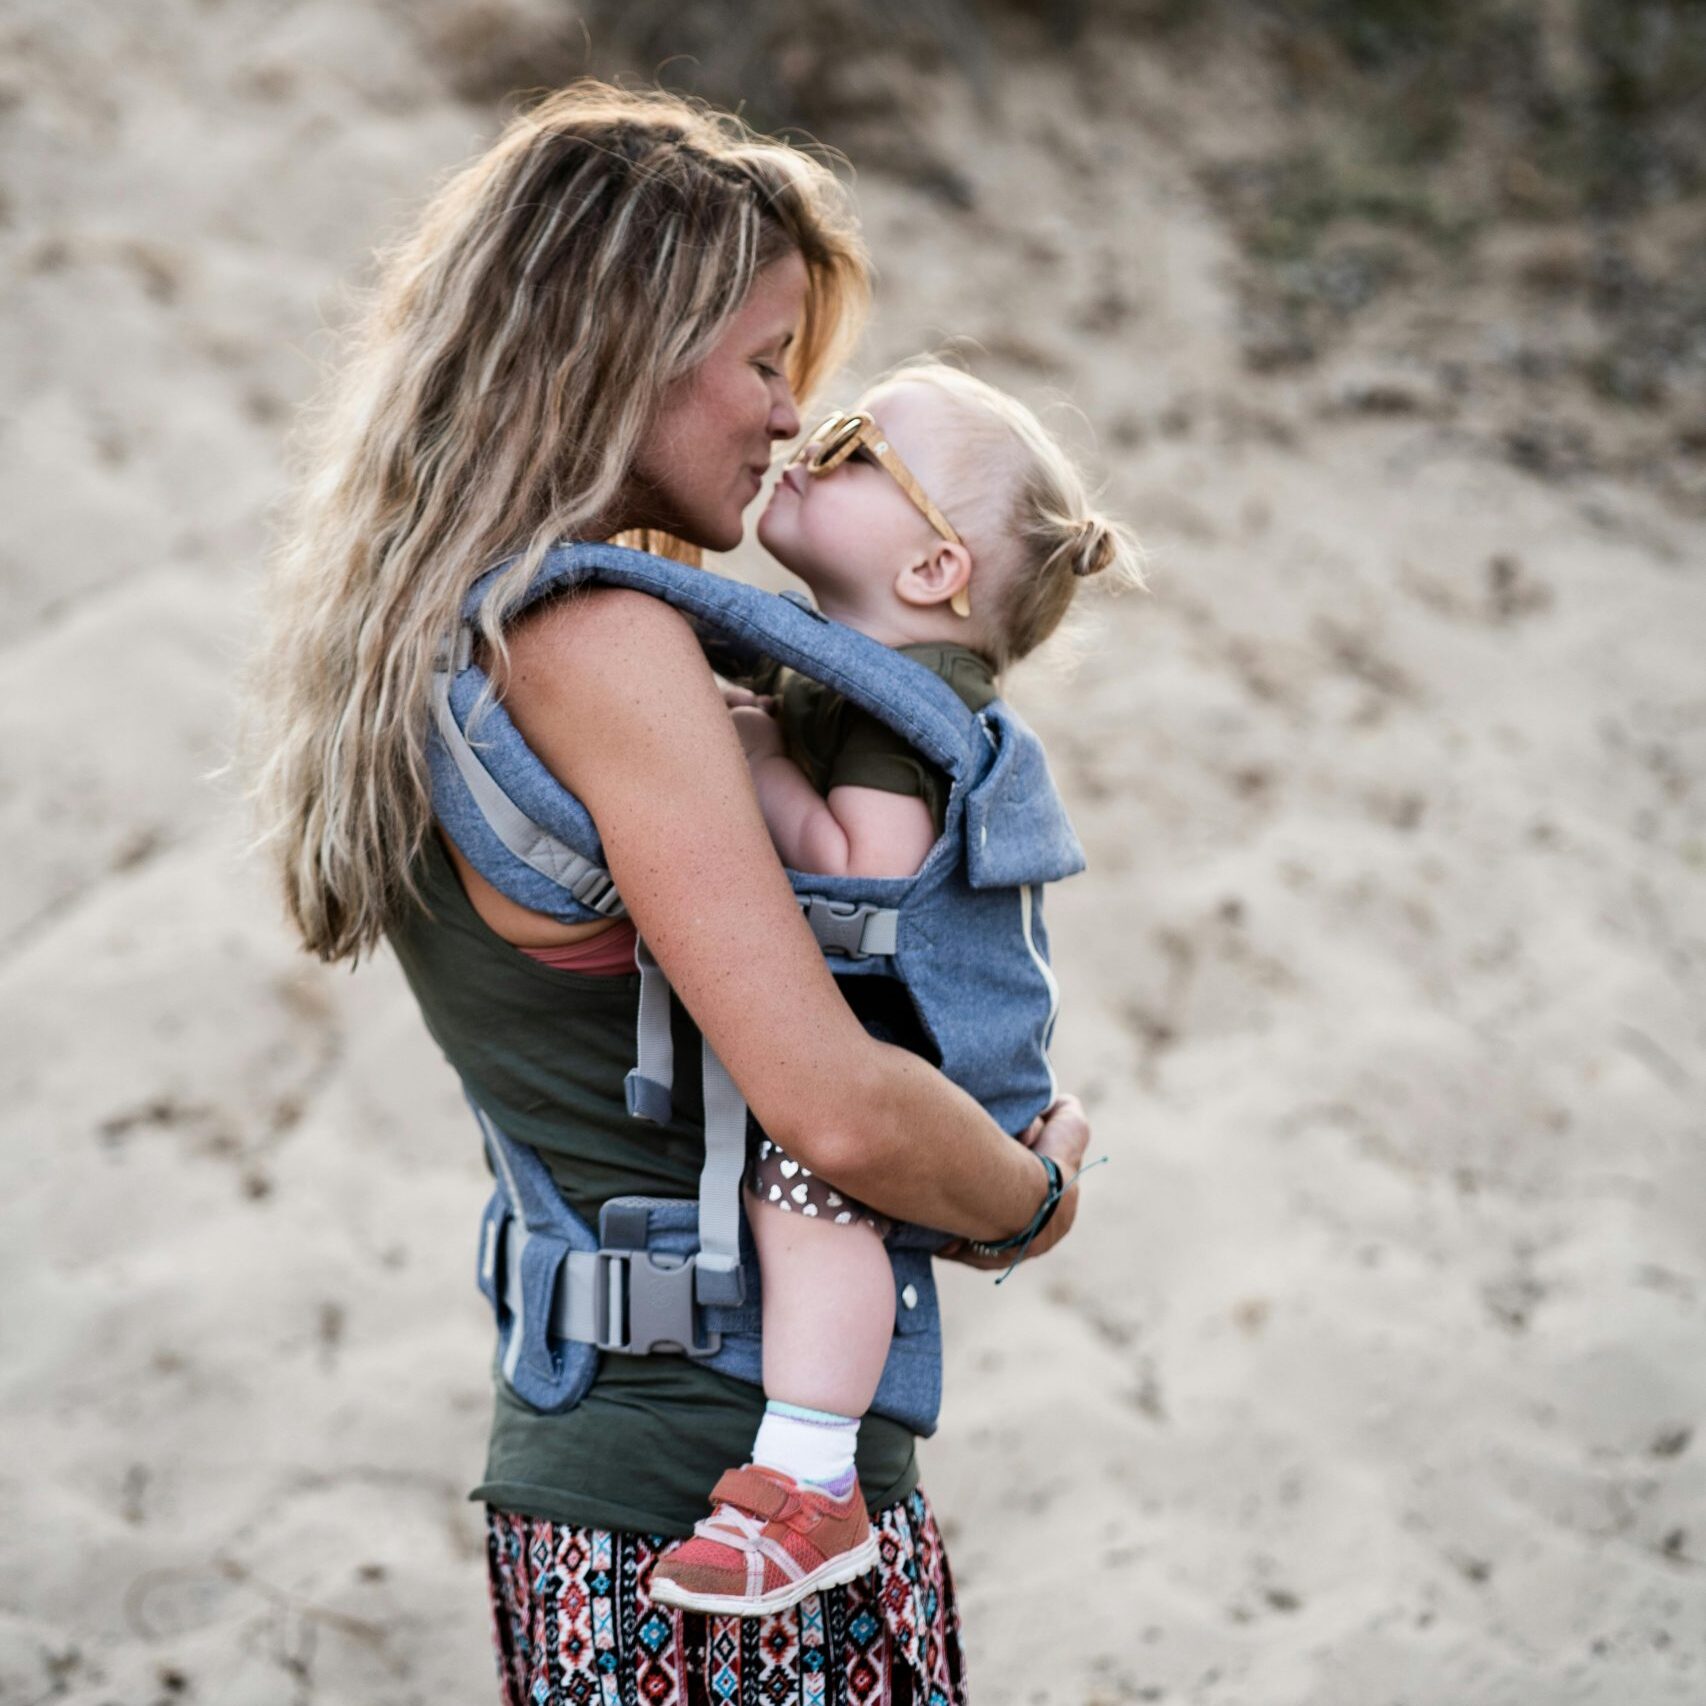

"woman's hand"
[937,1092,1092,1271]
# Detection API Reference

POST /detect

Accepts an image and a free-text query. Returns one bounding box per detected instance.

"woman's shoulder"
[495,583,724,792]
[503,581,704,677]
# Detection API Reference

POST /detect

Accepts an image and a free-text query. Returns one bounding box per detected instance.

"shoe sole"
[649,1533,881,1617]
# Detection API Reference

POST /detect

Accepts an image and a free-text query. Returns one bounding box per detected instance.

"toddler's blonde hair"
[869,359,1144,672]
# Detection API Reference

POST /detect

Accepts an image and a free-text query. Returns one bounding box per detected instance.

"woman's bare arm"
[492,586,1085,1244]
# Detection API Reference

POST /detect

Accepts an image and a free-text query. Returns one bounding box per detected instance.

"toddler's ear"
[894,539,973,613]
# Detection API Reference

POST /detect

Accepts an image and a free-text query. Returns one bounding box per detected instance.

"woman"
[251,82,1091,1703]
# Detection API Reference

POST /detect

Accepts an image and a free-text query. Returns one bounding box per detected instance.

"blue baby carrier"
[429,541,1085,1436]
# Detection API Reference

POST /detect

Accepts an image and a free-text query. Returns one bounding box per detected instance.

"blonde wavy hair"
[249,82,869,964]
[868,360,1145,672]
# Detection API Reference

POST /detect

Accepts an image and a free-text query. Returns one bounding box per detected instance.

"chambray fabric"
[432,542,1084,1432]
[477,1113,944,1433]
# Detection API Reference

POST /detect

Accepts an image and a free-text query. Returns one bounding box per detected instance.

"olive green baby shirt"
[752,641,999,834]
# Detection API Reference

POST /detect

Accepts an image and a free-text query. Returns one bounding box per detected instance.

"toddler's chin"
[755,505,794,563]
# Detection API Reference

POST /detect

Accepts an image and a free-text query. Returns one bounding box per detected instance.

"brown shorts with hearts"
[747,1135,892,1237]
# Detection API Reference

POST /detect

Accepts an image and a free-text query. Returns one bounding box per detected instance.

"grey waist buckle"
[503,1218,723,1360]
[593,1198,720,1358]
[595,1247,721,1358]
[799,895,899,959]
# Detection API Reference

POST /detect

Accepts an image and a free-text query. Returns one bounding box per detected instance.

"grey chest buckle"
[799,894,899,959]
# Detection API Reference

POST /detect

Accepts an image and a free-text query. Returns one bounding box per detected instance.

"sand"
[4,5,1703,1703]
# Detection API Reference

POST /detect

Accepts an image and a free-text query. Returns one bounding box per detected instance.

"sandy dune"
[4,5,1703,1703]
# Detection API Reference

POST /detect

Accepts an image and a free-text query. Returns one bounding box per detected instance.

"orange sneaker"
[648,1464,880,1616]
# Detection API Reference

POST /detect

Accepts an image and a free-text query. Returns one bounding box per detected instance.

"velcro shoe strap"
[710,1467,794,1523]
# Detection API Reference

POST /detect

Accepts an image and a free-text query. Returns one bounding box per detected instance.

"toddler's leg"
[745,1174,896,1419]
[648,1142,892,1616]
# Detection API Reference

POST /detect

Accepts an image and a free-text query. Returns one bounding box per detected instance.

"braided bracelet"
[964,1153,1065,1260]
[965,1151,1111,1282]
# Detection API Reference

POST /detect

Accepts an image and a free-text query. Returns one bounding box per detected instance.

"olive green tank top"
[386,831,920,1537]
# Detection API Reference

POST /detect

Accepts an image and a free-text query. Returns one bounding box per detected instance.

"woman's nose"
[768,386,801,444]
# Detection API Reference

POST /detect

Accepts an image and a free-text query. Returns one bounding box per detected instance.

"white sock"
[751,1400,859,1494]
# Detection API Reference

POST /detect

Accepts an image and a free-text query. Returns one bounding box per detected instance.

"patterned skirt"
[486,1486,969,1705]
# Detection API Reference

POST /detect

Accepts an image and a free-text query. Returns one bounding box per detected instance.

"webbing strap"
[620,943,742,1306]
[695,1038,748,1306]
[624,936,675,1123]
[560,1251,604,1342]
[431,669,626,918]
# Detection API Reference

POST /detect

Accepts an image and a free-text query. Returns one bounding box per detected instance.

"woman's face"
[626,251,808,552]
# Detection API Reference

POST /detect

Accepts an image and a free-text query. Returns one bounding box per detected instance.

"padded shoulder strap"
[463,542,984,781]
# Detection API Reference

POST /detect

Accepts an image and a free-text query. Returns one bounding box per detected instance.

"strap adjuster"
[570,867,624,916]
[593,1249,722,1359]
[799,895,899,959]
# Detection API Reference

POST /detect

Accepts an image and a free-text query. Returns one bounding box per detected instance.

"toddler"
[648,360,1139,1616]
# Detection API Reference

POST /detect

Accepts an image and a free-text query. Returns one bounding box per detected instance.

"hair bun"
[1071,515,1117,578]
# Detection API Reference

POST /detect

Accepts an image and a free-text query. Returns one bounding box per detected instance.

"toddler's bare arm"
[730,705,935,877]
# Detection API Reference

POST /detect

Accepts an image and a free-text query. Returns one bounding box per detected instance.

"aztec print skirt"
[486,1486,969,1705]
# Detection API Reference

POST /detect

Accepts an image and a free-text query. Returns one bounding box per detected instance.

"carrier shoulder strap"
[430,631,628,918]
[455,542,984,776]
[430,540,994,927]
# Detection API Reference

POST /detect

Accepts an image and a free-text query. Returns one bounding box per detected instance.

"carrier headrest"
[963,702,1087,890]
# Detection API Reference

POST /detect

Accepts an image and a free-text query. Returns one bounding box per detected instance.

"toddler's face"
[757,382,962,605]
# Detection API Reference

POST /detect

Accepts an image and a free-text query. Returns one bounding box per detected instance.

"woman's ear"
[894,539,974,613]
